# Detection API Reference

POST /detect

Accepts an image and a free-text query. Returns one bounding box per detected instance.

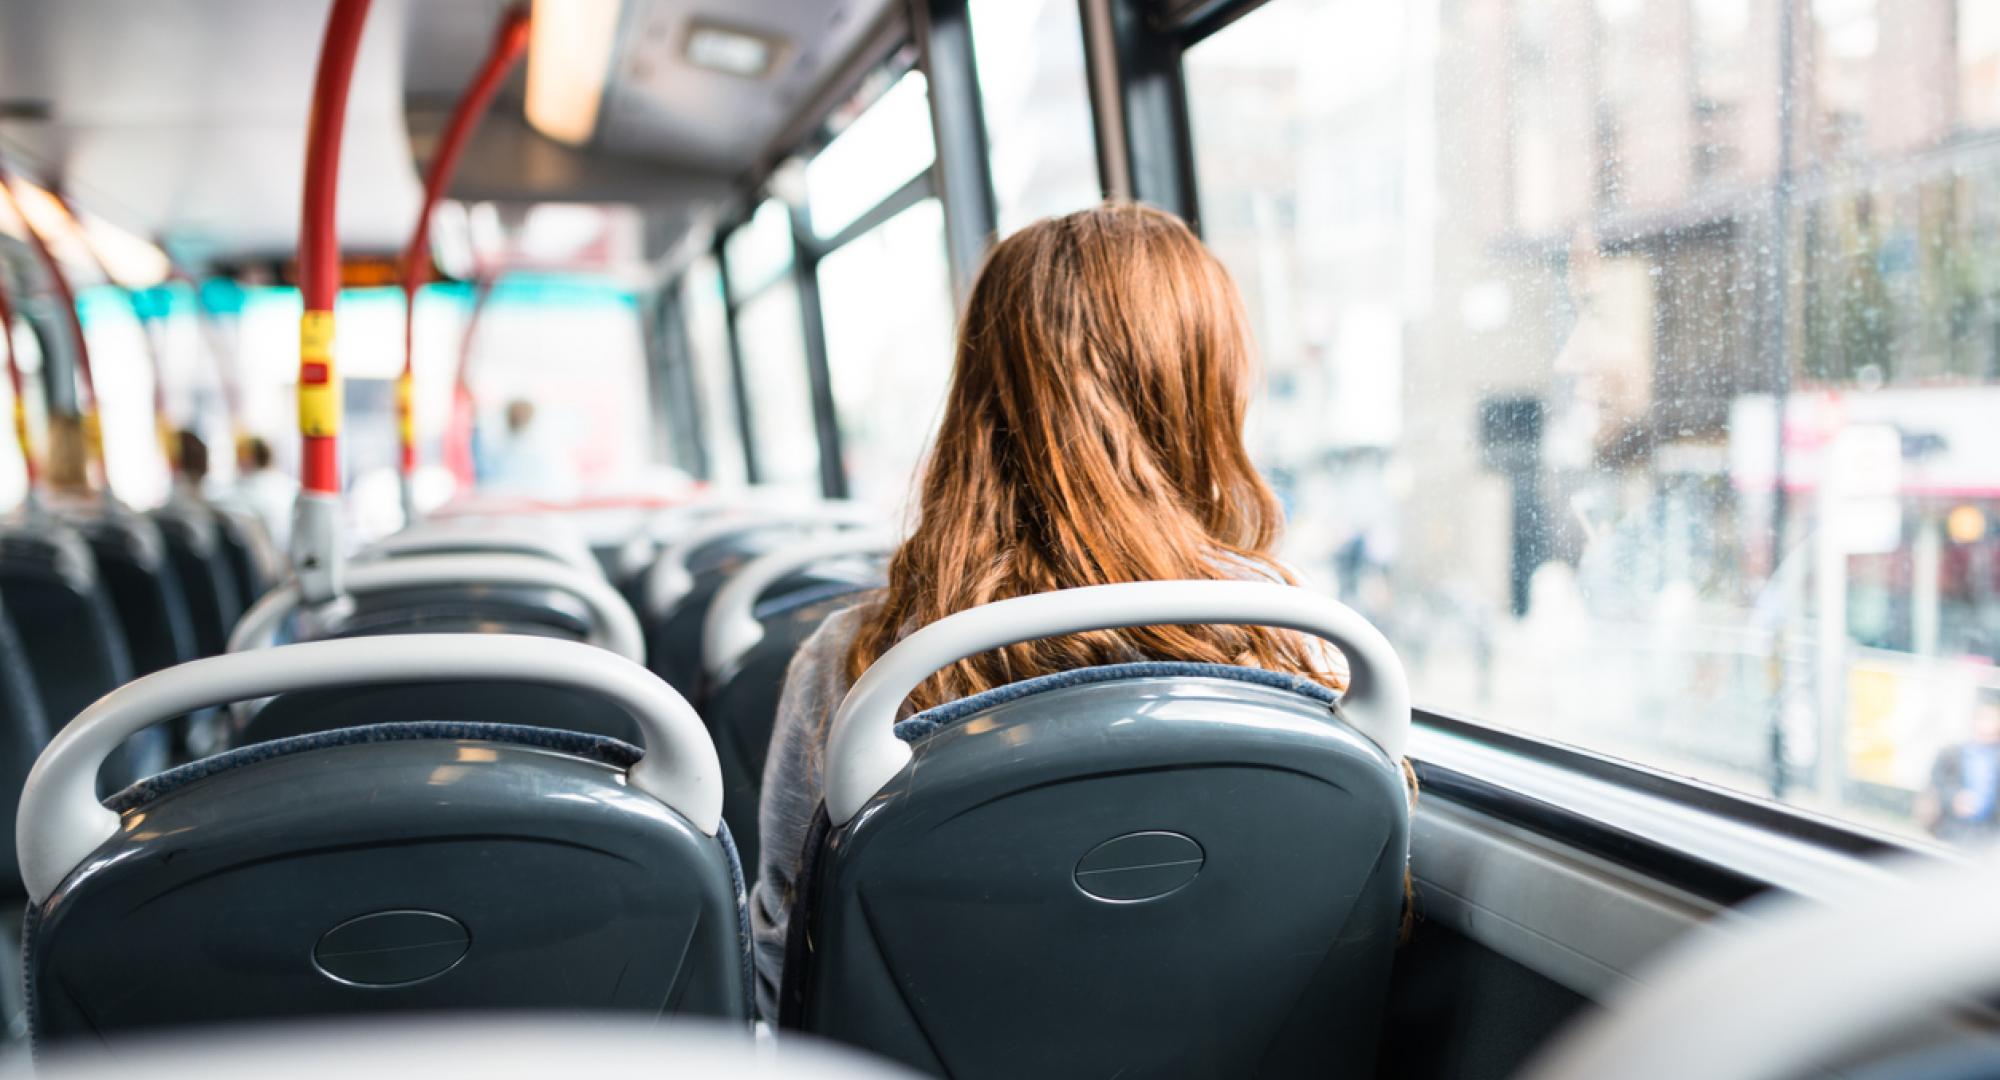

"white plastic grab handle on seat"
[1522,846,2000,1080]
[228,553,645,663]
[360,522,601,578]
[641,502,881,617]
[823,580,1410,826]
[617,492,877,580]
[17,634,720,904]
[615,502,734,580]
[701,530,897,681]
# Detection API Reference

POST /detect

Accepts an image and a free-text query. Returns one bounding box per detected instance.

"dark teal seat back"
[784,665,1409,1079]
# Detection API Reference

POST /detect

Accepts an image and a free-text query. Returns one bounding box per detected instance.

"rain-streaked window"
[1187,0,2000,845]
[817,198,955,515]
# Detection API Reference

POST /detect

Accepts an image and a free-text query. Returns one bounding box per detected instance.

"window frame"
[1413,706,1938,896]
[703,36,971,501]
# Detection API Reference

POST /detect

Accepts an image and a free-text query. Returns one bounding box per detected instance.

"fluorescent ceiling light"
[526,0,622,146]
[685,21,785,78]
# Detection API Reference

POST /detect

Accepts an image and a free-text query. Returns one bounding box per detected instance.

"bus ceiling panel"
[403,107,732,211]
[0,0,421,261]
[591,0,905,175]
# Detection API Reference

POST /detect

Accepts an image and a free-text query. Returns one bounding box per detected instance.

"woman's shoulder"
[791,591,884,665]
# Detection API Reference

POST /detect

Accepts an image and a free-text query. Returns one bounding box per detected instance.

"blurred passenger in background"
[1918,689,2000,845]
[173,431,210,502]
[233,436,295,549]
[481,399,576,499]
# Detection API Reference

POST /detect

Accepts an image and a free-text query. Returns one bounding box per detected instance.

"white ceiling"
[0,0,901,266]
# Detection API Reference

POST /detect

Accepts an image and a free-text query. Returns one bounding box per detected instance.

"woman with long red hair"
[751,203,1345,1017]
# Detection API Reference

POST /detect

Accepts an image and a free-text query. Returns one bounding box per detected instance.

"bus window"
[77,285,169,508]
[1186,0,2000,843]
[817,197,955,513]
[463,277,651,495]
[969,0,1101,234]
[805,68,935,238]
[732,277,820,495]
[681,255,747,487]
[723,197,820,494]
[725,199,795,299]
[229,274,651,533]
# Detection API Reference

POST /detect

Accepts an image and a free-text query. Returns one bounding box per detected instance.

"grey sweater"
[750,599,877,1021]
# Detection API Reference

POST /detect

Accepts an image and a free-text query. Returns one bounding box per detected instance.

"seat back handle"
[642,503,881,617]
[824,580,1410,826]
[701,530,897,681]
[18,634,719,903]
[228,553,644,662]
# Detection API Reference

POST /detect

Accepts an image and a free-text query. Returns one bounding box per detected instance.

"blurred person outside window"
[1919,690,2000,845]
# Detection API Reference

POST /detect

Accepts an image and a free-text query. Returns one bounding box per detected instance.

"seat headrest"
[893,661,1341,743]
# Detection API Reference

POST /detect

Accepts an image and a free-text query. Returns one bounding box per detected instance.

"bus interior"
[0,0,1995,1077]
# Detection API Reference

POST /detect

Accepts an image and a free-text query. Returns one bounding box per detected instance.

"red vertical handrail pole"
[293,0,374,600]
[298,0,372,496]
[444,272,498,488]
[452,272,499,400]
[0,268,37,490]
[0,170,103,490]
[399,4,530,497]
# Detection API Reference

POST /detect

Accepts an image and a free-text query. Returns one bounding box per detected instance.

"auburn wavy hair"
[843,204,1344,713]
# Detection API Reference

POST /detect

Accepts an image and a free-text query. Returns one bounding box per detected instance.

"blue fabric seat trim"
[103,720,644,812]
[751,579,879,622]
[893,661,1340,743]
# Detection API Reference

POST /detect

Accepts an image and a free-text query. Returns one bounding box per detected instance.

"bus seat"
[211,509,273,609]
[77,513,220,763]
[228,555,644,663]
[20,636,750,1046]
[359,520,602,578]
[0,596,49,899]
[0,525,165,793]
[646,522,879,699]
[73,514,199,679]
[314,582,596,641]
[697,535,891,872]
[153,504,247,659]
[705,586,878,872]
[230,580,641,747]
[782,583,1412,1079]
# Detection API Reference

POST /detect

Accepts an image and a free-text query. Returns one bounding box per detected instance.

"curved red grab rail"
[297,0,373,497]
[0,170,102,485]
[399,4,531,479]
[53,189,178,470]
[0,267,35,488]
